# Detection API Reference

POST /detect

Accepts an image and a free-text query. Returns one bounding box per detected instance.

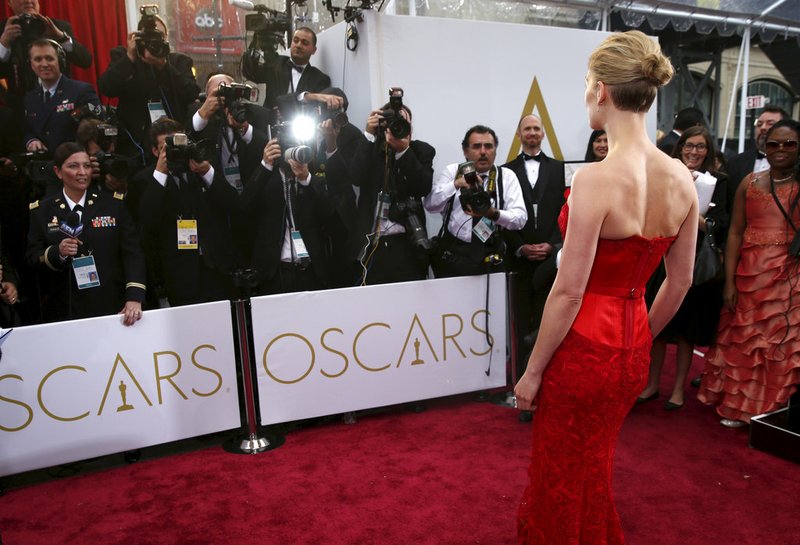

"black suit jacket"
[240,165,336,290]
[26,189,145,323]
[657,130,680,155]
[246,55,331,110]
[0,17,92,101]
[350,138,435,260]
[138,167,241,306]
[501,152,566,274]
[23,75,100,150]
[99,47,199,161]
[725,149,759,215]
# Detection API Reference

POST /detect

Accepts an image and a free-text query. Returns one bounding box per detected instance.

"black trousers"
[360,233,429,286]
[259,262,324,295]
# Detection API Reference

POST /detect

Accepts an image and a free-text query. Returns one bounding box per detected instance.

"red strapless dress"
[518,203,676,545]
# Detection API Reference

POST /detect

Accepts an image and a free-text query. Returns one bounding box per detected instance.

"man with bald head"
[502,114,565,418]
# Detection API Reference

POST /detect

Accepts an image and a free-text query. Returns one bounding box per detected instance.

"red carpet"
[1,353,799,545]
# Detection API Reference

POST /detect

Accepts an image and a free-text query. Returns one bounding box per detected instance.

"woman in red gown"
[514,31,698,545]
[698,119,800,427]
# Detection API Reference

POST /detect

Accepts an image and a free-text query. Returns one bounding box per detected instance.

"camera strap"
[769,176,799,233]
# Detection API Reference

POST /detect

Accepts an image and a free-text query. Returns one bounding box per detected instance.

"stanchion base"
[495,391,517,409]
[223,429,285,455]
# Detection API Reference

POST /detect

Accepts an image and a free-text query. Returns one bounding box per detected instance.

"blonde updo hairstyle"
[588,30,673,113]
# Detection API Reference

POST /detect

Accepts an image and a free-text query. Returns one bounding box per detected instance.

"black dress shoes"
[635,392,659,404]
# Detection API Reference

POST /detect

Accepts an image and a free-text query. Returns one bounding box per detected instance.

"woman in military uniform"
[26,142,145,324]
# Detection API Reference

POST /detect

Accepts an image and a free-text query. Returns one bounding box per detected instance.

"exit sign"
[746,95,769,109]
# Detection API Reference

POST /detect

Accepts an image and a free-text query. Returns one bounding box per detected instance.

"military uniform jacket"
[26,190,146,323]
[23,75,100,151]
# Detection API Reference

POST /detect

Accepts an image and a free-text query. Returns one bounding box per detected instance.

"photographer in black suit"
[0,0,92,110]
[99,7,199,167]
[350,92,435,286]
[243,27,331,111]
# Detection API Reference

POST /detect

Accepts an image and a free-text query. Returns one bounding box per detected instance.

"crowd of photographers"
[0,3,567,333]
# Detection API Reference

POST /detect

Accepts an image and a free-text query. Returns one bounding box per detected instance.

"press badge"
[177,219,199,250]
[148,101,168,123]
[376,191,392,223]
[73,255,100,289]
[224,165,243,193]
[472,217,496,243]
[291,230,309,259]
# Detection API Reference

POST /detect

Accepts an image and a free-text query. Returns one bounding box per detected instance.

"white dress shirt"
[424,163,527,243]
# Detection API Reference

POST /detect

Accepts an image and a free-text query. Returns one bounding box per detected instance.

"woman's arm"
[514,167,604,409]
[721,175,748,311]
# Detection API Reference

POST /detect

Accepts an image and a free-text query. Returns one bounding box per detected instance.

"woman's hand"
[119,301,143,326]
[514,371,543,411]
[722,279,737,312]
[58,237,80,258]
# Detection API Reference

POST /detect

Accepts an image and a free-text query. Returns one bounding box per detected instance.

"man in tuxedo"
[0,0,92,111]
[657,107,705,155]
[243,27,331,111]
[23,39,99,152]
[137,118,241,307]
[502,115,565,416]
[99,15,199,167]
[724,105,790,213]
[240,137,337,295]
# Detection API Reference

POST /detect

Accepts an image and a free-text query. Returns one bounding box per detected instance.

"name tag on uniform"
[473,217,496,244]
[148,101,168,123]
[73,255,100,289]
[291,229,309,259]
[223,165,243,193]
[177,219,199,250]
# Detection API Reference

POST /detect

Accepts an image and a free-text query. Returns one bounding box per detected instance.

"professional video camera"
[135,4,170,59]
[389,198,432,252]
[13,150,50,183]
[458,161,493,215]
[93,150,131,180]
[165,133,212,173]
[379,87,410,139]
[217,82,259,124]
[17,12,46,40]
[241,4,292,74]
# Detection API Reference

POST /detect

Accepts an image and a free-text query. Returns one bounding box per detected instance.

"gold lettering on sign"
[38,366,90,422]
[153,351,189,404]
[470,310,493,357]
[264,333,315,384]
[191,344,223,397]
[320,328,349,378]
[441,313,466,360]
[506,76,563,163]
[0,374,34,432]
[396,313,438,367]
[353,322,391,372]
[98,353,153,415]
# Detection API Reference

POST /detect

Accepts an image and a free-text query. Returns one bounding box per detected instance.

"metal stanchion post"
[500,271,519,409]
[223,270,285,454]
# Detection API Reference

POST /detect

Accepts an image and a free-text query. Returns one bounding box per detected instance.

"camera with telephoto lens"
[216,82,259,124]
[378,87,410,139]
[389,198,432,252]
[165,133,212,173]
[458,161,492,215]
[135,5,170,59]
[270,122,313,164]
[319,106,348,130]
[93,151,131,180]
[17,12,46,40]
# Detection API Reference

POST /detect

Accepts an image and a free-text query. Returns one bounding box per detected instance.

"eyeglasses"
[682,143,707,152]
[765,140,799,152]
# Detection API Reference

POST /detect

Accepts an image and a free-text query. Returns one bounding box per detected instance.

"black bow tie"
[757,151,766,160]
[523,153,541,162]
[289,61,304,73]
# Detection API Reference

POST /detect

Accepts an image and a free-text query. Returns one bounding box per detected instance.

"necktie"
[72,203,83,222]
[43,89,54,104]
[522,153,541,162]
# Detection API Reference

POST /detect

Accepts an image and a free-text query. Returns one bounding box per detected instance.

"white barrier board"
[252,274,507,424]
[0,302,240,476]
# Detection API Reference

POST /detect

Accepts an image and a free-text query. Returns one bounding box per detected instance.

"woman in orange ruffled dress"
[698,119,800,428]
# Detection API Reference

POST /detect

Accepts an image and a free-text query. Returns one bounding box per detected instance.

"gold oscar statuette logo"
[410,337,424,365]
[507,76,563,163]
[117,379,134,412]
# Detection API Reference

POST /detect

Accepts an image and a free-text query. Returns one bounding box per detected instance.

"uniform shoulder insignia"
[29,200,39,210]
[113,192,125,200]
